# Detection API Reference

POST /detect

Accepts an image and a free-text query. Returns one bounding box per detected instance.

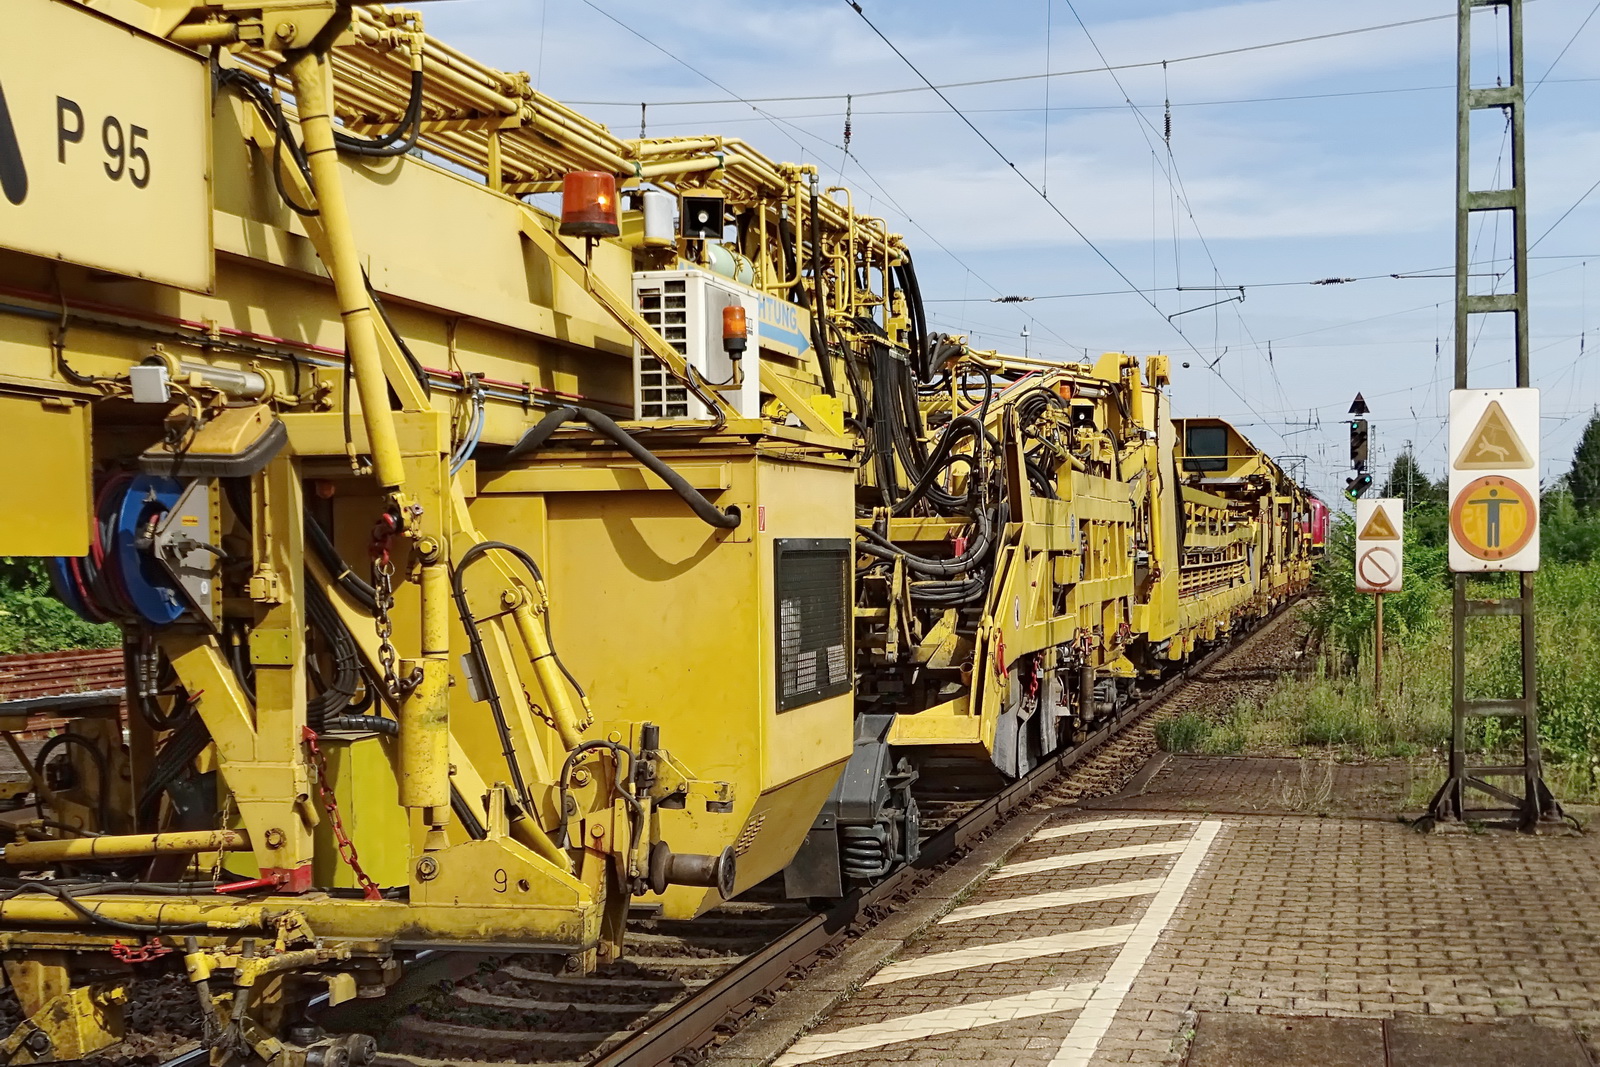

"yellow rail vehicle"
[791,350,1317,896]
[0,1,886,1061]
[0,1,1318,1062]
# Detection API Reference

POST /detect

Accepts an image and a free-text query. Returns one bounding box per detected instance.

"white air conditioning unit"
[633,268,762,420]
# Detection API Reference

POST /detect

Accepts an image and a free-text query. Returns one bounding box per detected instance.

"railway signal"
[1345,394,1372,499]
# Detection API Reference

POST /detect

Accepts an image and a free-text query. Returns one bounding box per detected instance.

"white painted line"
[865,924,1136,987]
[1032,818,1194,842]
[939,877,1165,924]
[1046,820,1222,1067]
[991,840,1191,881]
[773,982,1099,1067]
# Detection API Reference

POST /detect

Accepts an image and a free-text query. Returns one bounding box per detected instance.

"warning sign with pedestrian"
[1355,498,1404,594]
[1448,389,1540,572]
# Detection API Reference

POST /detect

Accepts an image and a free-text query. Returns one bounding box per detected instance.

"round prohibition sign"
[1358,545,1399,590]
[1450,474,1537,561]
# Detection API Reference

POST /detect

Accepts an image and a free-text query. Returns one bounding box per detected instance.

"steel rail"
[589,600,1302,1067]
[144,601,1299,1067]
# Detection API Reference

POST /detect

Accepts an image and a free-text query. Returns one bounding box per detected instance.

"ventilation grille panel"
[775,538,851,712]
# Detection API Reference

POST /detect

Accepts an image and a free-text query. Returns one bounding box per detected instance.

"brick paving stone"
[738,758,1600,1067]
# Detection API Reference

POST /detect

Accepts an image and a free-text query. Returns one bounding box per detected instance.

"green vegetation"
[1156,421,1600,807]
[0,559,119,655]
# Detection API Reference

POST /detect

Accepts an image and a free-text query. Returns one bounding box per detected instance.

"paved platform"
[736,756,1600,1067]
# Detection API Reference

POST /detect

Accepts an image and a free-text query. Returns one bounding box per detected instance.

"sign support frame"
[1374,592,1383,712]
[1425,0,1560,831]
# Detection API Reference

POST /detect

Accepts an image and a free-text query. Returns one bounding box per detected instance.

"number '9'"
[99,116,150,189]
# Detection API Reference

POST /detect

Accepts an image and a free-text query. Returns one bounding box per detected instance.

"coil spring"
[840,824,892,881]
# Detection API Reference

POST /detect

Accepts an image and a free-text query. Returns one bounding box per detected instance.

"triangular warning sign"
[1456,400,1534,470]
[1360,505,1399,541]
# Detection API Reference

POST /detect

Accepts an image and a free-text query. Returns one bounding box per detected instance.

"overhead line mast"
[1425,0,1561,830]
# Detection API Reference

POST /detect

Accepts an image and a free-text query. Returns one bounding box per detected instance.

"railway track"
[0,647,125,742]
[48,603,1304,1067]
[337,601,1306,1067]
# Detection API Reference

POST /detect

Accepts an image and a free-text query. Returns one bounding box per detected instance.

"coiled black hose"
[889,414,983,516]
[502,407,741,529]
[33,734,110,833]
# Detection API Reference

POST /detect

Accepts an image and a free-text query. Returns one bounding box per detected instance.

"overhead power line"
[843,0,1291,441]
[569,13,1457,108]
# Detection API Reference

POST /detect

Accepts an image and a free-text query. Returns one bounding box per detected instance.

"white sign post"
[1355,498,1404,594]
[1355,498,1404,708]
[1448,389,1540,572]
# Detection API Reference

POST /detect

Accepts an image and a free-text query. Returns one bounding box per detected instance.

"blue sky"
[422,0,1600,506]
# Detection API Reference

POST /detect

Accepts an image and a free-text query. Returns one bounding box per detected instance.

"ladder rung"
[1465,598,1524,616]
[1467,86,1519,109]
[1465,189,1518,212]
[1468,765,1532,777]
[1465,699,1530,717]
[1465,293,1520,314]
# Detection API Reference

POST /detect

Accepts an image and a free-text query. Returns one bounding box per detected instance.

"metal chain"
[210,792,235,886]
[302,727,382,901]
[111,939,173,964]
[372,558,403,700]
[370,512,421,701]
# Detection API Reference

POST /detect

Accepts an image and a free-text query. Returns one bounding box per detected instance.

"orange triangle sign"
[1456,400,1534,470]
[1360,505,1399,541]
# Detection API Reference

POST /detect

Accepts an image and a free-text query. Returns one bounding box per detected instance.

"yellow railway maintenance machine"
[0,1,921,1062]
[785,345,1319,898]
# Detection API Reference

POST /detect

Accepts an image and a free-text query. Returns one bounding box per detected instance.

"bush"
[1155,712,1212,754]
[1307,506,1449,663]
[0,559,119,655]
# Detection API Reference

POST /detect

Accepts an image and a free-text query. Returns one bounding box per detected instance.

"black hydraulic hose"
[1026,457,1058,499]
[833,323,872,431]
[451,785,487,840]
[216,68,319,218]
[905,255,931,380]
[890,414,982,516]
[783,218,837,400]
[305,582,363,732]
[857,517,993,578]
[556,740,641,849]
[363,268,430,392]
[324,715,398,736]
[909,579,988,606]
[868,346,903,504]
[450,539,591,818]
[137,712,212,827]
[305,514,378,613]
[0,882,213,934]
[450,543,537,813]
[808,186,831,347]
[33,734,111,833]
[894,258,930,381]
[895,349,931,470]
[334,70,424,157]
[502,407,741,529]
